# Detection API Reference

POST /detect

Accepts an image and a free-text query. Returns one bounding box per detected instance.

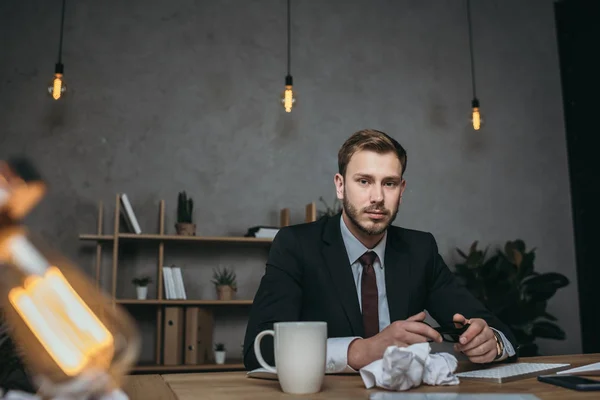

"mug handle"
[253,330,277,373]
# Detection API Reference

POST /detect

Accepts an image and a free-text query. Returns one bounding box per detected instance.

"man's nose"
[370,185,384,203]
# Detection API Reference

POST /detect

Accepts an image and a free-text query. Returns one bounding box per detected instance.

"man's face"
[335,150,406,236]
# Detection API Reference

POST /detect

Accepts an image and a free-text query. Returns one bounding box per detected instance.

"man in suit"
[243,129,517,372]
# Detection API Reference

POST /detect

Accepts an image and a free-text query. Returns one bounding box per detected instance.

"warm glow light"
[472,107,481,130]
[282,85,295,112]
[8,266,114,376]
[52,74,63,100]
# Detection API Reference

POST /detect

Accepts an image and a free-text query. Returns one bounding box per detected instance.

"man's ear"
[334,173,344,200]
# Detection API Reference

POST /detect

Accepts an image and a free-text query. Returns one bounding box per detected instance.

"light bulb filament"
[52,74,63,100]
[472,107,481,130]
[284,85,294,112]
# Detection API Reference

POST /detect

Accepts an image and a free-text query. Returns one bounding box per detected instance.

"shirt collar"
[340,215,387,268]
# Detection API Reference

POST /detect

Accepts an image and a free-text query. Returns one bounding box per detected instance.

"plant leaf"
[513,250,523,267]
[469,241,478,254]
[456,248,468,259]
[532,321,566,340]
[513,239,526,253]
[540,311,558,321]
[517,251,535,281]
[522,272,569,301]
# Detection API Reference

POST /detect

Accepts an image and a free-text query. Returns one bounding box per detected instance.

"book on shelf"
[163,266,187,299]
[120,194,142,234]
[172,267,187,300]
[244,226,279,239]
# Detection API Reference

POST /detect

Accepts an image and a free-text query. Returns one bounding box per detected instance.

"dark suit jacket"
[243,213,517,370]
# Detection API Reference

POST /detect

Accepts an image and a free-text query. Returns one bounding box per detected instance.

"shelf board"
[79,233,272,244]
[79,234,113,241]
[131,362,244,373]
[116,299,253,306]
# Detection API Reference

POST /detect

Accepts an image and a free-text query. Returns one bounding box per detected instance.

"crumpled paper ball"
[359,342,460,391]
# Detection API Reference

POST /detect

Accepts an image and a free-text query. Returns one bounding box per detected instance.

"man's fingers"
[457,328,494,352]
[405,322,443,343]
[469,347,497,364]
[459,318,485,345]
[461,339,495,357]
[398,331,433,345]
[452,313,468,328]
[407,311,427,322]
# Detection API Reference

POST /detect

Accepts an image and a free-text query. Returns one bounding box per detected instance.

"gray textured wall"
[1,0,579,363]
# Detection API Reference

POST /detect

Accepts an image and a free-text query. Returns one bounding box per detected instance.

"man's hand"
[452,313,498,364]
[348,311,442,370]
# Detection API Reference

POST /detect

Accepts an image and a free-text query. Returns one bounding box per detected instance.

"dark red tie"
[359,251,379,338]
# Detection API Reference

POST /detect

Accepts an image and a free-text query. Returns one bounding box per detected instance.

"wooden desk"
[123,354,600,400]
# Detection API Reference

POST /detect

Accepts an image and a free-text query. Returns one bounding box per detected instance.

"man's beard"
[342,194,398,236]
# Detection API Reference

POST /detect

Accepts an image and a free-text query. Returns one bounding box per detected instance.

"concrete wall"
[0,0,579,362]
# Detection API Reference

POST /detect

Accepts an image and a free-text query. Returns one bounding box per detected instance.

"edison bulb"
[47,73,67,100]
[281,75,296,112]
[281,85,297,112]
[470,98,483,131]
[47,63,66,100]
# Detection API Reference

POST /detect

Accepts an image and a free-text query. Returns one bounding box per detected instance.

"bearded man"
[243,129,517,372]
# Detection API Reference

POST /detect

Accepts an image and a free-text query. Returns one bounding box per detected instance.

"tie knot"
[359,251,377,267]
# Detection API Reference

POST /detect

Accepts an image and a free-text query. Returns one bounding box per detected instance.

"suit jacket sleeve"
[243,227,304,370]
[424,233,519,356]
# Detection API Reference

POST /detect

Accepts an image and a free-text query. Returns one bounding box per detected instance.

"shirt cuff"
[326,337,361,373]
[490,328,516,361]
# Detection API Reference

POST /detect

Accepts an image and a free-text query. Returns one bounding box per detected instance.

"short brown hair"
[338,129,407,178]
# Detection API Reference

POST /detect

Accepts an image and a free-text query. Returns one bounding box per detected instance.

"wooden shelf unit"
[80,233,273,244]
[80,194,317,373]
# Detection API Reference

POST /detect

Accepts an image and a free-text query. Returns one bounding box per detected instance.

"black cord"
[57,0,66,64]
[287,0,291,76]
[466,0,476,99]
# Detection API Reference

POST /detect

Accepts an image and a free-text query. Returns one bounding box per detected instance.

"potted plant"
[214,343,226,364]
[453,239,569,356]
[175,191,195,236]
[317,196,342,219]
[132,276,152,300]
[211,267,237,301]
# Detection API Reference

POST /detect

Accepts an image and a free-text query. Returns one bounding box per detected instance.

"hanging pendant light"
[280,0,296,112]
[466,0,482,130]
[48,0,67,100]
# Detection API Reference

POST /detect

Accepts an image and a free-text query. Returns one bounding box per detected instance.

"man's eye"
[359,179,368,185]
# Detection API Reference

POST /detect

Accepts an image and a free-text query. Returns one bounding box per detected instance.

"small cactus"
[177,191,194,223]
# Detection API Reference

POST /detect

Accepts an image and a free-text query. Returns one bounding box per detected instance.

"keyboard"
[455,362,571,383]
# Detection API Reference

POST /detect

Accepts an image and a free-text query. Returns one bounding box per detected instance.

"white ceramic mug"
[254,321,327,394]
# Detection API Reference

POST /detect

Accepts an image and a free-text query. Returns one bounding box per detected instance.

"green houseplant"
[453,239,569,356]
[131,276,152,300]
[212,267,237,301]
[175,191,195,236]
[317,196,342,218]
[214,342,226,364]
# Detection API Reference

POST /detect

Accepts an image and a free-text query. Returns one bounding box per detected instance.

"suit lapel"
[322,214,364,337]
[384,228,411,322]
